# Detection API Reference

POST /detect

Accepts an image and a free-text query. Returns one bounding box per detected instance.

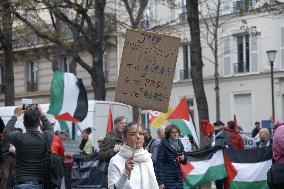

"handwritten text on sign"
[115,30,180,112]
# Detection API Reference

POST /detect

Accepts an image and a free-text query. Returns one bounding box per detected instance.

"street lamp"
[266,50,277,120]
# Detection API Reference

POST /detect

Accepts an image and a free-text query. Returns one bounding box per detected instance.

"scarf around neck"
[169,138,180,151]
[118,144,158,189]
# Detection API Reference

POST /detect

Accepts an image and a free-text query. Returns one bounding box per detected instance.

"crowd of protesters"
[1,103,284,189]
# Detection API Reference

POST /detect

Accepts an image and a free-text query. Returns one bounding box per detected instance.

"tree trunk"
[91,0,106,100]
[3,1,15,106]
[69,27,80,75]
[214,0,221,121]
[92,56,106,100]
[186,0,209,146]
[214,55,220,121]
[52,47,59,72]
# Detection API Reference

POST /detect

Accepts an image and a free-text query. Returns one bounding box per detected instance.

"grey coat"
[211,130,232,148]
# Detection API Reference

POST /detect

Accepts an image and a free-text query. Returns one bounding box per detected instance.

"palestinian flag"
[182,147,227,188]
[48,71,88,136]
[225,147,272,189]
[167,97,199,147]
[48,71,88,122]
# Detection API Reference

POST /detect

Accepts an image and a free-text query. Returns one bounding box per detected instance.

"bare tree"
[11,0,108,100]
[0,0,15,105]
[199,0,222,121]
[186,0,209,146]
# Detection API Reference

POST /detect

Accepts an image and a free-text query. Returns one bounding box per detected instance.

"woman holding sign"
[107,122,158,189]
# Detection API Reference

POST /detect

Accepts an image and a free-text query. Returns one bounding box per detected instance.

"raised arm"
[37,104,53,132]
[4,106,22,145]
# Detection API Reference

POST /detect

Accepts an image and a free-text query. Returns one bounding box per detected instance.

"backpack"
[43,133,65,189]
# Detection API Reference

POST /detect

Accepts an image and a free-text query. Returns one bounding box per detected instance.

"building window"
[26,62,38,92]
[0,65,4,94]
[234,34,250,74]
[180,44,190,80]
[59,55,71,72]
[233,0,245,12]
[139,0,155,29]
[178,0,187,23]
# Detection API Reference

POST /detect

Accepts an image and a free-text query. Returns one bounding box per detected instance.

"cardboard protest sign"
[115,29,180,112]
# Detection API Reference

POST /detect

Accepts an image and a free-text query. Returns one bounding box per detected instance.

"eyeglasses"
[98,140,103,142]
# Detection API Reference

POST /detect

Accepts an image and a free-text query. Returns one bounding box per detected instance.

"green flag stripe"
[168,119,192,136]
[184,164,227,187]
[47,71,64,116]
[230,180,268,189]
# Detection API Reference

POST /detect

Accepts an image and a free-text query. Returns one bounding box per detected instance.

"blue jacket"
[156,138,187,189]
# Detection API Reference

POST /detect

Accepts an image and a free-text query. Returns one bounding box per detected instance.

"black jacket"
[156,138,187,189]
[4,115,53,183]
[252,127,260,138]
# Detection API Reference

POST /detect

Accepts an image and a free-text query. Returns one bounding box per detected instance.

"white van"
[0,100,133,150]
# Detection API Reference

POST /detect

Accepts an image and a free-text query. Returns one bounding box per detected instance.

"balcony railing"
[180,69,191,80]
[234,62,250,74]
[27,81,38,92]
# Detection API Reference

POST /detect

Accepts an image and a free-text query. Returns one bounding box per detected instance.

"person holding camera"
[3,104,53,189]
[156,124,187,189]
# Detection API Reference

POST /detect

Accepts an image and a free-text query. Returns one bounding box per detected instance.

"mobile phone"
[21,98,33,110]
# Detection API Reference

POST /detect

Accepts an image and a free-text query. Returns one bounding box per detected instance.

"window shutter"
[250,36,259,72]
[281,27,284,70]
[223,36,231,76]
[174,47,183,81]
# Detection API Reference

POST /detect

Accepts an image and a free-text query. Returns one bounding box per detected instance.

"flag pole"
[128,106,141,180]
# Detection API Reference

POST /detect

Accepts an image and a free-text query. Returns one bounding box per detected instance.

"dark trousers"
[215,179,226,189]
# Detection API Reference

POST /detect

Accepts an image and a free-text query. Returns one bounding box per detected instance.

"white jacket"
[108,144,159,189]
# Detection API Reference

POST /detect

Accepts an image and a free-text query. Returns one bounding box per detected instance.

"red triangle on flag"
[54,112,80,122]
[167,97,189,120]
[179,160,194,181]
[224,152,238,189]
[106,107,113,134]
